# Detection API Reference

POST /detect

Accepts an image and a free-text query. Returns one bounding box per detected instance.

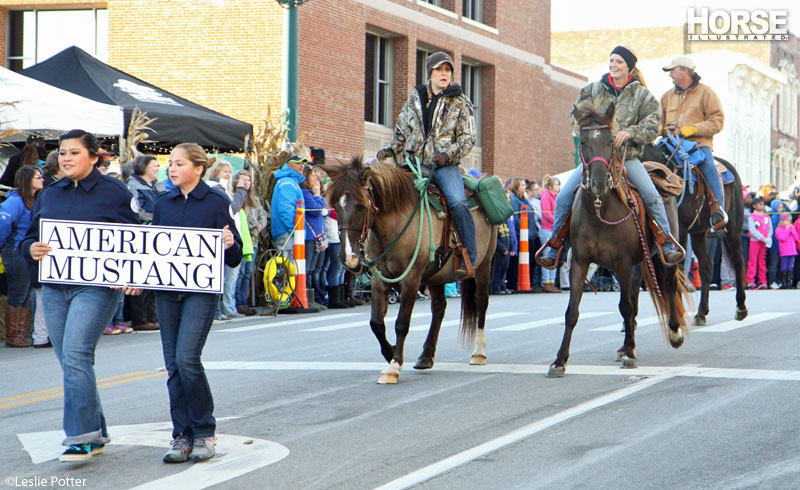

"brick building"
[551,26,800,190]
[1,0,585,180]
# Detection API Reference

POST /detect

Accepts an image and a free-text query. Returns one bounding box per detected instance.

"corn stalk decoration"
[0,102,22,146]
[119,107,157,164]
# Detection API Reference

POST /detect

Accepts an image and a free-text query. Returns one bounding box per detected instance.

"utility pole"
[275,0,312,142]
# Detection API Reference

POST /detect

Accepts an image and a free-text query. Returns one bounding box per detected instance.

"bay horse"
[322,157,497,384]
[641,144,748,325]
[548,101,692,377]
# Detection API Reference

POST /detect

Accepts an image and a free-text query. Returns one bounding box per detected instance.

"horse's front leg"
[370,279,394,363]
[415,284,445,370]
[691,231,711,326]
[470,257,492,365]
[616,261,637,368]
[378,276,422,384]
[548,258,587,377]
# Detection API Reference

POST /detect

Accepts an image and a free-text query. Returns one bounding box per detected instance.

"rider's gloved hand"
[376,147,392,161]
[434,153,449,166]
[679,126,698,137]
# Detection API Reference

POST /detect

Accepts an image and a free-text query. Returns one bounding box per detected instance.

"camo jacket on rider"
[570,74,661,162]
[387,83,475,167]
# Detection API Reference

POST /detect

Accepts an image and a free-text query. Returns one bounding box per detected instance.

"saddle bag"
[462,174,514,225]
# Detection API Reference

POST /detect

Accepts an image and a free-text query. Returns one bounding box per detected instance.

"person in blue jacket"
[153,142,241,464]
[301,165,329,307]
[270,154,307,256]
[21,129,141,462]
[0,166,43,347]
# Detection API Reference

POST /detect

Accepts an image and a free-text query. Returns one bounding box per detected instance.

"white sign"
[38,219,225,293]
[113,79,183,106]
[687,8,789,40]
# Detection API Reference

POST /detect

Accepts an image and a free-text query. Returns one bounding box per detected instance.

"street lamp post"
[275,0,312,142]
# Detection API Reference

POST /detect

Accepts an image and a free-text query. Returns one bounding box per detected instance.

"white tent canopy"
[0,66,123,142]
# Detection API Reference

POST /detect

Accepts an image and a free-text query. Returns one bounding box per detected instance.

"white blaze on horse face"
[339,194,357,267]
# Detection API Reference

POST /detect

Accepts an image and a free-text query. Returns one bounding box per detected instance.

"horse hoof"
[615,351,624,362]
[669,331,684,349]
[377,373,399,384]
[546,365,565,378]
[469,355,487,366]
[693,315,706,327]
[735,307,748,321]
[414,358,434,370]
[620,356,638,369]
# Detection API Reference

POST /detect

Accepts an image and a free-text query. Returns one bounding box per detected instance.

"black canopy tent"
[22,46,252,153]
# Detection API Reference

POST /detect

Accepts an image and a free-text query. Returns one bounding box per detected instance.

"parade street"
[1,289,799,490]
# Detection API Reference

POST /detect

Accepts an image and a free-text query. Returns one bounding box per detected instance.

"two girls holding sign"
[24,133,241,464]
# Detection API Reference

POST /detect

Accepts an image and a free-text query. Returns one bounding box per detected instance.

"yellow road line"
[0,370,165,410]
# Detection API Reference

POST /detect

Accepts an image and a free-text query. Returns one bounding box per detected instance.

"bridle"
[337,183,378,273]
[578,124,622,192]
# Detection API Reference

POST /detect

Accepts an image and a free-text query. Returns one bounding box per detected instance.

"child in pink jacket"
[774,213,799,288]
[747,197,771,289]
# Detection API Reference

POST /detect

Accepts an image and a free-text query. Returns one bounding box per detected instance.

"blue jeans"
[1,240,32,307]
[220,264,240,315]
[698,146,724,204]
[544,159,676,258]
[306,240,326,303]
[235,247,256,307]
[324,243,343,286]
[432,164,477,263]
[491,251,509,291]
[538,228,557,282]
[43,285,122,446]
[155,291,218,440]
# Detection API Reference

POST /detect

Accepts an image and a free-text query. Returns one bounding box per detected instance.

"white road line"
[591,315,660,332]
[201,361,800,381]
[303,312,434,332]
[219,312,362,333]
[695,312,792,333]
[409,311,524,331]
[372,373,679,490]
[493,311,613,331]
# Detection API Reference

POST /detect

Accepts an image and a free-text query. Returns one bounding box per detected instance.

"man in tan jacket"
[661,56,727,233]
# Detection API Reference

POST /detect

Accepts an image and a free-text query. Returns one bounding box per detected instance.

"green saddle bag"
[462,174,514,225]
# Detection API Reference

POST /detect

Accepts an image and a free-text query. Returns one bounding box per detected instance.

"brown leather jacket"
[660,79,724,150]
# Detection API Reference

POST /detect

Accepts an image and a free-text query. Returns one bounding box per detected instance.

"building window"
[6,8,108,71]
[422,0,442,6]
[462,0,483,23]
[365,33,392,127]
[462,62,482,147]
[416,48,433,87]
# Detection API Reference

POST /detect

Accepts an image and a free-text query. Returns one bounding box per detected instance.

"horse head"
[321,156,375,273]
[575,100,617,199]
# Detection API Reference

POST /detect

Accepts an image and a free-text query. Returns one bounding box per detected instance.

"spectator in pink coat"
[775,213,799,288]
[538,175,560,292]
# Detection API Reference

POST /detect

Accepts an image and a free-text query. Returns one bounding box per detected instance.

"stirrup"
[454,247,475,280]
[655,233,685,266]
[535,242,561,270]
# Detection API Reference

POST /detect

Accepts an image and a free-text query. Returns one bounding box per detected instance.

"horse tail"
[459,277,478,345]
[645,265,694,341]
[642,265,671,334]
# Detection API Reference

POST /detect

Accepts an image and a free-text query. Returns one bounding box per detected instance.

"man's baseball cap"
[287,154,309,164]
[662,56,696,71]
[426,52,454,74]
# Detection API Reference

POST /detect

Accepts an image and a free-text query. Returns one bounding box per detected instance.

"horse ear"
[604,102,616,122]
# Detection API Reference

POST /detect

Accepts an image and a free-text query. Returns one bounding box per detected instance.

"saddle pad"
[642,161,684,198]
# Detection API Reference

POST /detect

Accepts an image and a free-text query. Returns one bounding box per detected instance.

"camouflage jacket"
[388,83,475,167]
[571,74,661,161]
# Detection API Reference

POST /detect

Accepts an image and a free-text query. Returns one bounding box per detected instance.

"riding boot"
[5,306,32,347]
[708,200,728,236]
[536,211,572,270]
[327,286,349,309]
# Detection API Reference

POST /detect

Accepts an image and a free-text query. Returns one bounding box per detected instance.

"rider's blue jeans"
[433,164,477,264]
[543,158,676,259]
[698,146,724,205]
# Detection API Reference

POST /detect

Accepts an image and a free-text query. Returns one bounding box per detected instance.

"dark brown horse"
[322,157,496,383]
[641,144,748,325]
[547,101,692,377]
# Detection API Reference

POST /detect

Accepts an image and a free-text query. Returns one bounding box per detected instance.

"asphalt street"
[1,289,799,489]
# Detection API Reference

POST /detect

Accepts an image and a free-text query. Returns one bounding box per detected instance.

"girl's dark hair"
[14,166,41,209]
[21,135,40,167]
[751,196,764,211]
[131,155,157,177]
[59,129,104,167]
[300,165,315,191]
[43,150,59,177]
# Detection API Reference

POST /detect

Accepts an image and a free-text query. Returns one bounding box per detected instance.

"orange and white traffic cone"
[291,199,309,309]
[517,205,531,291]
[693,257,702,289]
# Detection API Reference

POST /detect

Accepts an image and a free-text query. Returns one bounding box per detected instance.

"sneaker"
[163,435,193,464]
[90,443,105,455]
[59,444,92,462]
[103,325,122,335]
[721,283,734,290]
[757,284,767,290]
[227,311,246,319]
[769,282,781,290]
[116,324,133,334]
[192,435,215,461]
[215,313,230,321]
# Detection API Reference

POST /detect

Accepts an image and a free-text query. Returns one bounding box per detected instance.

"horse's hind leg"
[724,232,748,320]
[370,279,394,363]
[415,284,445,370]
[470,256,492,365]
[615,262,637,368]
[691,231,711,326]
[548,260,587,377]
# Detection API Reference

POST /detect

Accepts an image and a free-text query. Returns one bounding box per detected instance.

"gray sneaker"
[192,435,216,461]
[163,435,193,464]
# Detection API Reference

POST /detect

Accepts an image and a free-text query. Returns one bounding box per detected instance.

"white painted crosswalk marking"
[409,311,524,331]
[304,312,434,332]
[220,312,362,333]
[591,315,659,332]
[695,312,792,333]
[493,311,613,331]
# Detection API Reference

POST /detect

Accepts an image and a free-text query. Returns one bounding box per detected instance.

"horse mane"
[573,100,618,133]
[322,156,416,214]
